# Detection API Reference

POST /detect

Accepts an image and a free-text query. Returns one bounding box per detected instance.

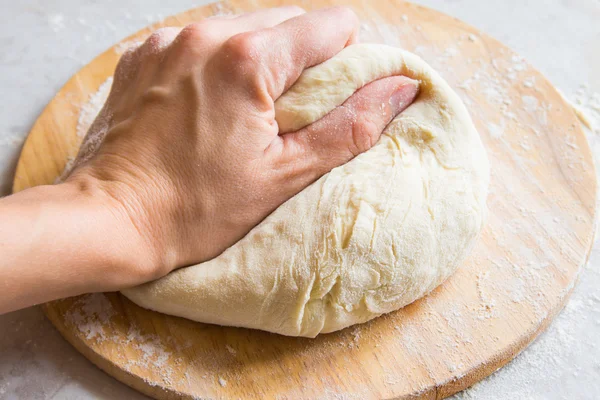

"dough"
[122,44,490,338]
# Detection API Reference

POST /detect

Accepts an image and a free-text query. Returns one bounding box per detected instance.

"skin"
[0,6,418,314]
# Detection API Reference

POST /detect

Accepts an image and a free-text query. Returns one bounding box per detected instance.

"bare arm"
[0,181,153,312]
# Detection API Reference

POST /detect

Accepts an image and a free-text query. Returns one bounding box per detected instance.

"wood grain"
[12,0,597,399]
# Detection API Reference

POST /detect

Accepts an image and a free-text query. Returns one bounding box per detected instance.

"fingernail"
[390,78,420,112]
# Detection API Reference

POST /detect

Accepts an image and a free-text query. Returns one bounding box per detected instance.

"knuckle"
[117,47,137,65]
[350,117,379,156]
[177,22,218,46]
[222,31,264,66]
[145,28,176,49]
[146,30,165,45]
[138,28,176,59]
[141,34,162,56]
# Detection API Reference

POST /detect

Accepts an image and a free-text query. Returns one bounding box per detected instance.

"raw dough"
[122,44,490,338]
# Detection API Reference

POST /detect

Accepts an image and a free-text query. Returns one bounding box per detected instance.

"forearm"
[0,181,153,313]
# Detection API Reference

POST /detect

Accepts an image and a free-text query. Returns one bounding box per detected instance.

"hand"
[0,6,419,313]
[67,6,419,282]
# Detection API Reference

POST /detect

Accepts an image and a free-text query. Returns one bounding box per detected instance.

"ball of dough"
[122,44,490,338]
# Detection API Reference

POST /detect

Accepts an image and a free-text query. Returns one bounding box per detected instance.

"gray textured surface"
[1,1,599,399]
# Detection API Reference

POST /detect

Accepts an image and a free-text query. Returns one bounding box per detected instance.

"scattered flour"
[487,122,504,139]
[114,39,144,55]
[569,86,600,135]
[522,95,539,112]
[64,293,115,340]
[58,76,114,182]
[347,327,361,349]
[63,293,179,386]
[0,134,22,148]
[211,2,234,17]
[75,76,113,139]
[48,14,65,32]
[225,344,236,356]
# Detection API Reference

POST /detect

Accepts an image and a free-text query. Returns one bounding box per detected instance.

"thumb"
[283,75,419,181]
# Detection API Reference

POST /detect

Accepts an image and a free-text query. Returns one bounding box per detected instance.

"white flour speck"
[225,344,237,356]
[76,76,113,138]
[48,14,65,32]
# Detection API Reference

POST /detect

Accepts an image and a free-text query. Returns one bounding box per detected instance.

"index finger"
[249,7,360,99]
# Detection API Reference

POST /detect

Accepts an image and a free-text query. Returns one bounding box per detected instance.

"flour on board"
[114,39,144,55]
[63,293,180,387]
[75,76,113,139]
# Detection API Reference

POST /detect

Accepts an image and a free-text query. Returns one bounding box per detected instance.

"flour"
[487,122,504,139]
[57,76,115,182]
[0,134,22,148]
[210,2,234,17]
[347,327,361,349]
[63,293,179,386]
[570,86,600,135]
[454,273,600,399]
[522,95,539,112]
[225,344,236,356]
[523,77,536,89]
[48,14,65,32]
[75,76,113,139]
[562,85,600,219]
[114,39,144,55]
[359,22,403,47]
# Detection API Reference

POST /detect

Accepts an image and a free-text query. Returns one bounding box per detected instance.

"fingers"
[140,6,306,54]
[143,27,183,53]
[117,27,182,68]
[282,76,419,181]
[228,6,305,32]
[222,6,360,99]
[174,6,306,50]
[268,6,360,97]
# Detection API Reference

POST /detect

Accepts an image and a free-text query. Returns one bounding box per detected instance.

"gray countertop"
[1,1,599,399]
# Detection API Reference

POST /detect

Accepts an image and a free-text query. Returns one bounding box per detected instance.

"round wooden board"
[12,0,597,399]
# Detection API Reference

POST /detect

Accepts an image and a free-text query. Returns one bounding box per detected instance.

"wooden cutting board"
[12,0,597,399]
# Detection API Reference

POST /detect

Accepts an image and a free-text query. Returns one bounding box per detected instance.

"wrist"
[0,179,164,312]
[58,175,163,289]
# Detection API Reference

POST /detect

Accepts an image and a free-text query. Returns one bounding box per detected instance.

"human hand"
[67,6,419,283]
